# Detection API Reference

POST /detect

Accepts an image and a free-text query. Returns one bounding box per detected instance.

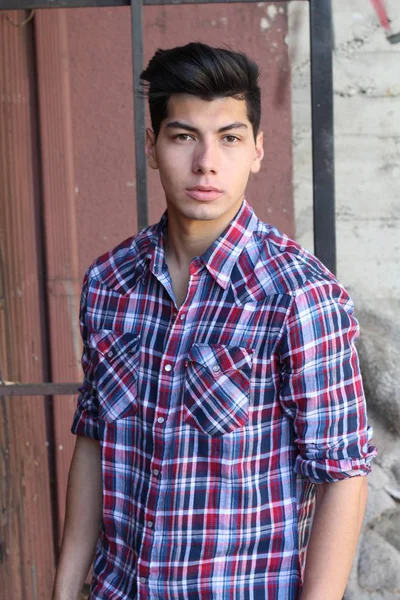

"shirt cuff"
[70,385,101,440]
[294,425,378,484]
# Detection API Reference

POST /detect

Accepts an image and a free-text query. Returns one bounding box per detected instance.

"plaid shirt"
[72,198,376,600]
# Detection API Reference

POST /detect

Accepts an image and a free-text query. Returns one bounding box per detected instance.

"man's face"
[145,94,264,225]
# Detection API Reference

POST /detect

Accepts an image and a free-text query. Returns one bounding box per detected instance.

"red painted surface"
[143,2,294,234]
[0,12,56,598]
[34,9,84,545]
[1,4,293,597]
[66,2,294,276]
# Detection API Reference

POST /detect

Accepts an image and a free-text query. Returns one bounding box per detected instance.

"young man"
[52,43,376,600]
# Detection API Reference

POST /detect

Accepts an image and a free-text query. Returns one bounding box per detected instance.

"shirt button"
[140,576,147,584]
[164,364,172,372]
[107,351,114,358]
[180,313,185,320]
[212,364,220,372]
[147,520,154,528]
[157,416,165,424]
[153,468,160,476]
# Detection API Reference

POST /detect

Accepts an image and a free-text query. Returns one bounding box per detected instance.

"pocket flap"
[89,330,139,359]
[187,344,253,375]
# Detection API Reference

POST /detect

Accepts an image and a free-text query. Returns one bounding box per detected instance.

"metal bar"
[309,0,336,274]
[0,383,81,396]
[131,0,148,231]
[0,0,337,401]
[144,0,295,3]
[0,0,298,10]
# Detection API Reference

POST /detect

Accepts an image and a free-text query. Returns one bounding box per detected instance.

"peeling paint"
[210,17,228,26]
[386,85,400,97]
[266,5,277,20]
[63,278,81,366]
[335,85,400,99]
[32,561,37,600]
[260,17,270,32]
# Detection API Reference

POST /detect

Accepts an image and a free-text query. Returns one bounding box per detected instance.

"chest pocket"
[88,329,140,422]
[183,344,254,437]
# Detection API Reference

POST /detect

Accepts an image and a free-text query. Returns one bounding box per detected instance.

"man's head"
[140,42,261,142]
[141,42,264,226]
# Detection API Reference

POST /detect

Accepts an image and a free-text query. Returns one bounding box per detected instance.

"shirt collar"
[145,212,168,277]
[200,198,258,288]
[146,198,258,289]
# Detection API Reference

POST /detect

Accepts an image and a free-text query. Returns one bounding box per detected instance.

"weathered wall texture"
[1,4,294,598]
[288,1,400,598]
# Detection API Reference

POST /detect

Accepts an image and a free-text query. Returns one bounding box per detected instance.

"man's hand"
[300,476,368,600]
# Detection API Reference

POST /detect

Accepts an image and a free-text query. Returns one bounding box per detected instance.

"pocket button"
[212,364,220,372]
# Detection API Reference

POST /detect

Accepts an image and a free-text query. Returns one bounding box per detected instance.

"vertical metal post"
[309,0,336,274]
[131,0,148,231]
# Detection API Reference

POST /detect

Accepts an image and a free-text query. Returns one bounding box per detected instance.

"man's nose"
[192,141,218,174]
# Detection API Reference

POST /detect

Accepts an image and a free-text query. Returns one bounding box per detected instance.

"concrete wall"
[289,1,400,598]
[289,0,400,315]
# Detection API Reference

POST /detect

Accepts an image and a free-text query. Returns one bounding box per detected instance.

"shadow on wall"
[345,310,400,599]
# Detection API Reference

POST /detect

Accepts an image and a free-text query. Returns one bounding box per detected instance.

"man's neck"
[164,201,243,269]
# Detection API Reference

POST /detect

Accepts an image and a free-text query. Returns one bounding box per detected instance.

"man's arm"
[278,280,376,598]
[300,476,368,600]
[52,435,102,600]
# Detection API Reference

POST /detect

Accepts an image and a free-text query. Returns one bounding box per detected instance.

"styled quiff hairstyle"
[140,42,261,141]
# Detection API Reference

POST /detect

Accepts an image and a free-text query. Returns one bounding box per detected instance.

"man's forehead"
[163,94,250,127]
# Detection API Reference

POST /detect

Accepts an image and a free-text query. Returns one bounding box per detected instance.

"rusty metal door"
[0,1,334,598]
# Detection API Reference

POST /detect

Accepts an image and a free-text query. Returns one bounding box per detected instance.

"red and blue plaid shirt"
[72,198,376,600]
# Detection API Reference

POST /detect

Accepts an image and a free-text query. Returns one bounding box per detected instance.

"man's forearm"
[52,436,103,600]
[300,476,368,600]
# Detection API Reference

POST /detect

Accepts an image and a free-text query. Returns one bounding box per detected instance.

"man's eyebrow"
[165,121,248,134]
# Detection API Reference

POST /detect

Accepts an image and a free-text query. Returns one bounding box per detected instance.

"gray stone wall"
[288,1,400,597]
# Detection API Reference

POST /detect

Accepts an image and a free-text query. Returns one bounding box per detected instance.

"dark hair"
[139,42,261,141]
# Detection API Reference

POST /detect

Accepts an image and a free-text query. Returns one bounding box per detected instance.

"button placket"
[139,287,198,589]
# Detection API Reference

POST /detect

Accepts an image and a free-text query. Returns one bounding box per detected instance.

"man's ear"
[250,131,264,174]
[145,128,159,170]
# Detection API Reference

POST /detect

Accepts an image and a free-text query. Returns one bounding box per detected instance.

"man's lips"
[185,186,224,202]
[187,186,223,192]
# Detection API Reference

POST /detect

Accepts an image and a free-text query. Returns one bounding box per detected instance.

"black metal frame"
[0,0,335,396]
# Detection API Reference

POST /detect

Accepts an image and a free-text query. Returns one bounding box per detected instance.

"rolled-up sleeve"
[279,278,377,484]
[71,269,101,440]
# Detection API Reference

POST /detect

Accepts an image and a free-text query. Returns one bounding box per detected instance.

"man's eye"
[174,134,194,141]
[224,135,240,143]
